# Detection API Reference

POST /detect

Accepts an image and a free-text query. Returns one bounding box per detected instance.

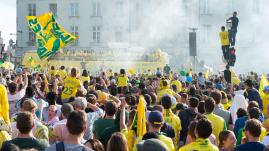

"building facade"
[16,0,265,71]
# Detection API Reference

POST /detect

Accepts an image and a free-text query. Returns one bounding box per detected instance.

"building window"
[71,26,79,46]
[28,4,36,16]
[49,3,57,17]
[202,25,211,43]
[200,0,210,15]
[70,3,79,17]
[116,2,124,16]
[93,26,100,43]
[28,28,36,46]
[92,2,101,17]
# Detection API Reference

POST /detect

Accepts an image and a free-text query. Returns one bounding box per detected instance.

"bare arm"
[23,74,28,89]
[120,99,127,130]
[108,94,121,107]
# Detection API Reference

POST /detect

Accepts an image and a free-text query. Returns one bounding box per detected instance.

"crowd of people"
[0,65,269,151]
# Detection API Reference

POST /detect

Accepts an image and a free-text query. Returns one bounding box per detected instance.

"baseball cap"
[15,68,23,75]
[148,111,163,125]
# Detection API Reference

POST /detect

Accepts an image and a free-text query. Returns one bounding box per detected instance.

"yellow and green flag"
[259,74,269,95]
[26,12,76,60]
[231,68,241,85]
[136,95,147,137]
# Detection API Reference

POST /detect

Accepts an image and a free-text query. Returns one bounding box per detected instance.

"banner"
[231,68,241,85]
[26,12,76,60]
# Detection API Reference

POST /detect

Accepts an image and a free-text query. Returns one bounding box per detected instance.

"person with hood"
[229,94,248,124]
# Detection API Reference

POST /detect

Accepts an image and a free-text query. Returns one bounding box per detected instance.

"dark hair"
[188,120,198,139]
[219,130,233,148]
[204,97,215,113]
[60,66,65,70]
[51,66,55,70]
[107,132,128,151]
[198,101,205,114]
[16,112,34,134]
[152,105,164,113]
[244,79,253,88]
[126,95,137,106]
[105,101,117,116]
[109,86,118,96]
[25,86,35,98]
[142,132,159,140]
[245,119,262,138]
[66,111,87,135]
[161,95,172,109]
[211,90,222,104]
[248,107,260,120]
[237,108,247,118]
[221,26,225,30]
[8,82,17,94]
[46,92,56,105]
[144,94,152,107]
[120,69,126,75]
[71,68,77,77]
[86,94,97,104]
[162,80,168,87]
[85,139,105,151]
[248,101,259,111]
[196,118,213,139]
[82,69,88,77]
[189,97,199,108]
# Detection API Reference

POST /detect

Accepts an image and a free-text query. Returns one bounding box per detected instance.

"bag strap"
[56,142,65,151]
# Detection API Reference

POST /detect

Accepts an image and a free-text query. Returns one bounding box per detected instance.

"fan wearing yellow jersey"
[61,68,81,102]
[219,26,230,61]
[179,118,218,151]
[117,69,128,87]
[58,66,67,79]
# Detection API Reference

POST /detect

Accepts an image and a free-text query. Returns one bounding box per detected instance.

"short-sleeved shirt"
[179,138,219,151]
[93,118,115,139]
[219,31,230,46]
[213,105,233,126]
[205,113,227,142]
[235,142,265,151]
[61,76,81,100]
[2,137,48,151]
[58,70,67,79]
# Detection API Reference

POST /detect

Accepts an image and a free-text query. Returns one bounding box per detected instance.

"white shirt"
[8,89,26,102]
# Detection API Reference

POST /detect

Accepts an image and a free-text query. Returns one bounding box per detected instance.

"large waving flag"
[259,74,269,95]
[26,12,77,60]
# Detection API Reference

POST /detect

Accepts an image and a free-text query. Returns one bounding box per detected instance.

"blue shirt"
[228,16,239,30]
[235,142,265,151]
[234,116,247,137]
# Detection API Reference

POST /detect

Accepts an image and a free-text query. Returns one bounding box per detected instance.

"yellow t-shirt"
[263,118,269,132]
[118,75,128,87]
[262,93,269,115]
[219,31,230,46]
[222,101,232,110]
[61,76,81,100]
[205,113,227,142]
[157,88,176,103]
[164,109,182,148]
[133,133,175,151]
[171,80,182,92]
[178,138,219,151]
[58,70,67,79]
[48,69,58,77]
[80,76,90,83]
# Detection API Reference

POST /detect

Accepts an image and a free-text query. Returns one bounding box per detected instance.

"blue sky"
[0,0,16,45]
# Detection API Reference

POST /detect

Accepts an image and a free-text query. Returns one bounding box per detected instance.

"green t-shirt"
[2,137,48,151]
[93,118,115,139]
